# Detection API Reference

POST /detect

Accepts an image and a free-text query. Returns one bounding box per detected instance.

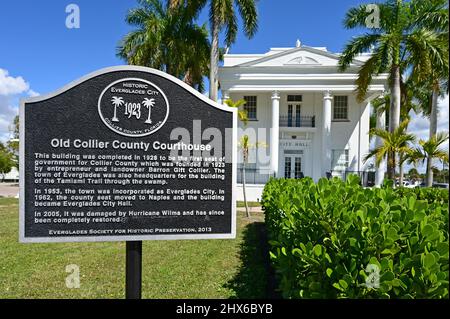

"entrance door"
[287,104,301,127]
[284,155,303,179]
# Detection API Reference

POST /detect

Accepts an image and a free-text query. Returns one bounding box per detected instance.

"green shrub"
[394,186,449,205]
[262,175,449,299]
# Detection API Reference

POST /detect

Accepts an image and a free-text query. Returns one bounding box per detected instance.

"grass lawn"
[0,198,273,299]
[237,201,261,207]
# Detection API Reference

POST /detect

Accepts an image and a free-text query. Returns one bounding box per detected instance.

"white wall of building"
[229,92,272,171]
[236,184,264,202]
[230,91,373,182]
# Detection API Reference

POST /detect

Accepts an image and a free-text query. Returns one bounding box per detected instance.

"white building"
[3,166,19,182]
[219,42,388,201]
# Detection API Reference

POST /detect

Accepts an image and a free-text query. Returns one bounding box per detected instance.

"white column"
[322,91,332,176]
[271,91,280,177]
[375,107,387,186]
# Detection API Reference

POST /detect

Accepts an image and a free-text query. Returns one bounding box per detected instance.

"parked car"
[396,180,416,188]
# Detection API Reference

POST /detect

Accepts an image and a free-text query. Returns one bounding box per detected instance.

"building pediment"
[218,43,388,93]
[284,56,320,66]
[233,46,364,68]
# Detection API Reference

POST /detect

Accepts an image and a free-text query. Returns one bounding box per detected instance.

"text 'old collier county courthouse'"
[218,41,388,201]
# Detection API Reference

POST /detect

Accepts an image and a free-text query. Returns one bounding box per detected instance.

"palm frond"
[118,0,210,90]
[411,0,449,32]
[338,33,381,71]
[364,145,387,167]
[354,53,383,102]
[405,28,449,83]
[235,0,258,38]
[224,1,238,46]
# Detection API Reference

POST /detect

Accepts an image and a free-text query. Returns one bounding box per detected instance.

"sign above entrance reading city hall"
[20,66,237,243]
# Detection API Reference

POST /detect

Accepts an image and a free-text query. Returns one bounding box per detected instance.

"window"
[243,96,257,120]
[284,157,291,179]
[287,95,302,102]
[288,105,293,127]
[295,157,302,179]
[333,96,348,120]
[284,150,304,155]
[332,149,349,173]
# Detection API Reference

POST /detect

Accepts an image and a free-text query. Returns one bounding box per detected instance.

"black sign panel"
[20,66,237,243]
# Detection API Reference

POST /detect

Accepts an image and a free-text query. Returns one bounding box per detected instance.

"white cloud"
[0,95,18,141]
[28,89,40,97]
[0,68,36,142]
[408,94,449,141]
[0,69,29,96]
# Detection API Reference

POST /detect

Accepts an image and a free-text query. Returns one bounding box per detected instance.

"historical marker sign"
[20,66,237,243]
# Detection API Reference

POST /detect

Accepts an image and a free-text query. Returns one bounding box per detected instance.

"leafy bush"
[262,175,449,299]
[394,186,449,205]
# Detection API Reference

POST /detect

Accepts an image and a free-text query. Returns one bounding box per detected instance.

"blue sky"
[1,0,366,95]
[0,0,448,172]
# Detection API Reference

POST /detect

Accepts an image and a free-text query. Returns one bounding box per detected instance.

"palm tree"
[364,120,415,181]
[111,96,125,122]
[225,98,266,217]
[397,151,410,186]
[339,0,448,175]
[206,0,259,101]
[238,135,266,218]
[117,0,211,91]
[224,98,251,217]
[408,167,420,183]
[408,132,449,187]
[397,77,423,184]
[369,76,420,184]
[142,98,156,124]
[239,135,251,218]
[369,94,389,131]
[408,0,449,140]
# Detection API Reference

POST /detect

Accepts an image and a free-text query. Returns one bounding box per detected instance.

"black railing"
[237,168,275,185]
[279,115,315,128]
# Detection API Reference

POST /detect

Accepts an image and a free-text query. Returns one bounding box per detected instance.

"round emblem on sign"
[98,78,169,137]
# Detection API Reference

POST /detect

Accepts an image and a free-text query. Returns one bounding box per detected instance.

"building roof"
[223,45,370,68]
[219,44,387,95]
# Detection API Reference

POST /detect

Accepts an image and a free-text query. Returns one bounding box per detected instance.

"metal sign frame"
[19,66,237,243]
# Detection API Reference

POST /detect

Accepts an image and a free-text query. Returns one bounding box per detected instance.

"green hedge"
[262,176,449,299]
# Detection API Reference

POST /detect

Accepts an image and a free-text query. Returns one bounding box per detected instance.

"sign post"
[20,66,237,298]
[126,241,142,299]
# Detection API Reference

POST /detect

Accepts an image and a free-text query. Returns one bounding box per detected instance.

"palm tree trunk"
[146,106,152,124]
[113,106,119,122]
[429,88,439,139]
[425,88,439,187]
[387,151,396,181]
[399,155,404,187]
[389,65,401,132]
[387,65,401,181]
[375,108,386,186]
[209,17,220,102]
[242,163,250,218]
[426,156,433,187]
